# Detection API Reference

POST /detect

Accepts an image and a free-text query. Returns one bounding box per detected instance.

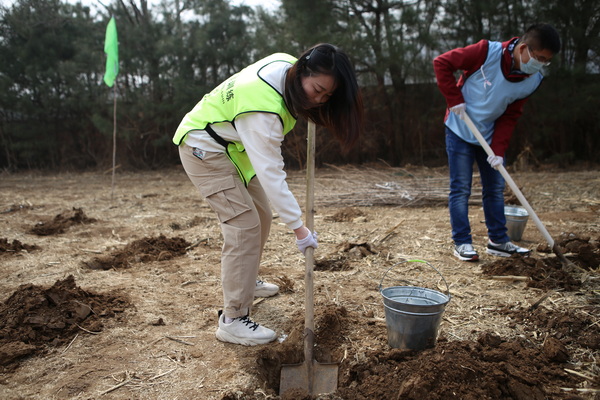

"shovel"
[461,111,571,268]
[279,121,339,396]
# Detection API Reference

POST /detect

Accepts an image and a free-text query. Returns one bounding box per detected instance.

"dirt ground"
[0,165,599,400]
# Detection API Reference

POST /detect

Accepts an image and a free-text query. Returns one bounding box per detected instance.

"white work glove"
[296,230,318,255]
[449,103,466,119]
[487,155,503,170]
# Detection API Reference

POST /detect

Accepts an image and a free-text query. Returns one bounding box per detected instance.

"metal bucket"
[379,260,450,350]
[505,205,529,242]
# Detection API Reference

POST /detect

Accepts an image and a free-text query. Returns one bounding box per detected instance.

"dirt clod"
[536,232,600,269]
[543,337,570,362]
[84,234,191,270]
[29,207,96,236]
[0,238,39,254]
[481,254,582,290]
[325,207,367,222]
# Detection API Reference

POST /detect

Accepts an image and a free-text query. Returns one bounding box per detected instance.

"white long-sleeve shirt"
[183,61,303,230]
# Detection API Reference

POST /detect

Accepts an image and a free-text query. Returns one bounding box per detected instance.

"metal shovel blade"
[279,360,338,396]
[279,341,338,396]
[279,313,338,395]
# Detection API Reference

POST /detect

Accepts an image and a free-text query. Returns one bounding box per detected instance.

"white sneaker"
[486,240,530,257]
[216,313,277,346]
[254,279,279,298]
[453,243,479,261]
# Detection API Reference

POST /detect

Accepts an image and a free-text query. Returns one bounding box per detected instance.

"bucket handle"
[378,259,450,296]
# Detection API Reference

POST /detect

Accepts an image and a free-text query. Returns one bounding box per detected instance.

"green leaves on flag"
[103,17,119,87]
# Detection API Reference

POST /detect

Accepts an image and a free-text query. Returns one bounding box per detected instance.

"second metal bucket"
[505,205,529,242]
[379,260,450,350]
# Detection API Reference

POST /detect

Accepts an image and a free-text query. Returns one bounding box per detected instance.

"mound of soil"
[29,207,97,236]
[0,275,129,370]
[315,253,353,272]
[498,305,600,351]
[335,334,584,400]
[84,234,192,270]
[537,232,600,269]
[0,238,39,254]
[325,207,367,222]
[253,306,586,400]
[315,242,376,271]
[480,255,581,291]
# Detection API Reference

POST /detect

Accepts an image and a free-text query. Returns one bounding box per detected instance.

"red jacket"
[433,37,536,157]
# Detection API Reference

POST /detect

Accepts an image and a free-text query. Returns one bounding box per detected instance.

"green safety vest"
[173,53,298,186]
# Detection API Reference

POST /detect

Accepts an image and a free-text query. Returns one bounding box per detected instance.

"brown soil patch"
[0,275,129,370]
[315,242,377,271]
[480,255,582,291]
[496,304,600,351]
[0,238,39,254]
[481,232,600,291]
[537,232,600,269]
[325,207,367,222]
[83,234,192,270]
[28,207,97,236]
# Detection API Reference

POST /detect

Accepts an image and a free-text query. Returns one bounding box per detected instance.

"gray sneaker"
[255,279,279,298]
[453,243,479,261]
[216,313,277,346]
[486,240,530,257]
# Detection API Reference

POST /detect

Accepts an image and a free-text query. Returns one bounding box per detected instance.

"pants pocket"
[198,174,251,223]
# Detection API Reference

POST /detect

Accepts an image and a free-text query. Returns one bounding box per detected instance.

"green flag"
[103,17,119,87]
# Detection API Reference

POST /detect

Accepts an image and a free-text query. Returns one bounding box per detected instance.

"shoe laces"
[237,315,259,331]
[256,279,265,286]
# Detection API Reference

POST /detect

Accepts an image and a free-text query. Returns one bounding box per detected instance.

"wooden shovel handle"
[304,121,316,359]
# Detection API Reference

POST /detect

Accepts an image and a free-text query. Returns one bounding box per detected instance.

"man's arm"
[433,39,489,108]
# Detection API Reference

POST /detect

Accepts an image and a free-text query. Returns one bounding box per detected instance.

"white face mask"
[520,46,547,74]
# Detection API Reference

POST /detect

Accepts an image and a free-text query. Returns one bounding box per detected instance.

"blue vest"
[446,41,543,145]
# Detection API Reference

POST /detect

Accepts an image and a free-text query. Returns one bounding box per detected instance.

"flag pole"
[103,16,119,202]
[111,83,117,201]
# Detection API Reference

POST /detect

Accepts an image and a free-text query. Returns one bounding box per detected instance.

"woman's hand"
[294,226,318,255]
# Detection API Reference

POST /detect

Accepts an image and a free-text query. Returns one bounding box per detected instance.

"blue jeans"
[445,128,510,245]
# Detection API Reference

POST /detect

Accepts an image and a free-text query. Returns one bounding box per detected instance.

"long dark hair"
[285,43,364,152]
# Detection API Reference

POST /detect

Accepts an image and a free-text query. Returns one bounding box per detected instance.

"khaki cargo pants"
[179,144,272,319]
